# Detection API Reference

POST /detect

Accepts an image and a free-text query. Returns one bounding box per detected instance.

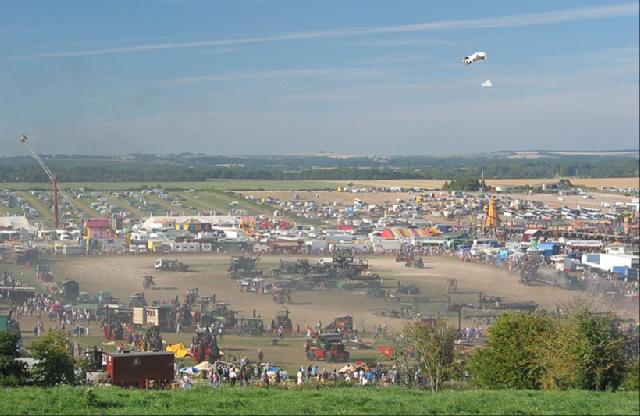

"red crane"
[20,134,73,230]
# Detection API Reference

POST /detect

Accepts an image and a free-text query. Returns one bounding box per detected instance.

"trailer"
[132,305,174,331]
[155,258,189,272]
[106,352,174,387]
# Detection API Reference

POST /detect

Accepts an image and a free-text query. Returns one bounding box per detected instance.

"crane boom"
[20,134,78,229]
[20,136,57,182]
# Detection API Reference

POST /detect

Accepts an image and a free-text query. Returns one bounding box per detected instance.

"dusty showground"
[9,254,637,372]
[38,254,637,327]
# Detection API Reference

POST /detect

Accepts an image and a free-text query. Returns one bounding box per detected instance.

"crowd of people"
[175,348,403,389]
[2,274,96,338]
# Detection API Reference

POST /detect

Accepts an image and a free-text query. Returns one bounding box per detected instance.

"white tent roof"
[0,216,32,231]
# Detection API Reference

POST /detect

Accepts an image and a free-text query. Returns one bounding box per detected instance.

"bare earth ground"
[9,254,637,372]
[44,254,637,325]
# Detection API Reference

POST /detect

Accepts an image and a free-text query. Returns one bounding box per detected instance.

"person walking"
[297,368,303,385]
[229,367,237,386]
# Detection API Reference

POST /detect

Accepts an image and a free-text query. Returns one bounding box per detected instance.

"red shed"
[106,352,174,387]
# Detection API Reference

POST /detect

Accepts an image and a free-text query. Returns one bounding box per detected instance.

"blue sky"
[1,0,638,155]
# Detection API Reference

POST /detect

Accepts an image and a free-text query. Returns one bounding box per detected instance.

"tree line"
[0,156,637,182]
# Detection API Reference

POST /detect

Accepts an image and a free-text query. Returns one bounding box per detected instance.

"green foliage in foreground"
[0,386,637,415]
[0,332,26,386]
[470,311,630,391]
[29,331,76,386]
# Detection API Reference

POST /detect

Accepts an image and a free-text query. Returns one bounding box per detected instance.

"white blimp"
[463,51,486,66]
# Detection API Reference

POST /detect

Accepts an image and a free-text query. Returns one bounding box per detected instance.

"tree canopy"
[469,310,631,391]
[29,330,75,386]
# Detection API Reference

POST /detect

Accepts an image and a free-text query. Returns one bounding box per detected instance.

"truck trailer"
[106,351,174,387]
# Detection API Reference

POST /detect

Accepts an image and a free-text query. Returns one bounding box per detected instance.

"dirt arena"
[42,254,637,329]
[8,254,637,372]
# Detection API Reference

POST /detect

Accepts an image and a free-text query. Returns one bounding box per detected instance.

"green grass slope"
[0,387,638,415]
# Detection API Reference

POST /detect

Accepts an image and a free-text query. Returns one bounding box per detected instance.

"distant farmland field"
[339,177,640,189]
[3,177,637,192]
[1,386,637,415]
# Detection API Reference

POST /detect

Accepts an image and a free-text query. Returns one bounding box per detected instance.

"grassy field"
[0,386,637,415]
[4,177,636,193]
[15,191,54,223]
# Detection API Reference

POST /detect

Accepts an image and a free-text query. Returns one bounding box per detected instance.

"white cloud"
[9,2,638,59]
[481,80,493,88]
[346,39,452,47]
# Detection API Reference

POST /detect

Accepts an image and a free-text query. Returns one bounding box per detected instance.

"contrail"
[9,2,638,59]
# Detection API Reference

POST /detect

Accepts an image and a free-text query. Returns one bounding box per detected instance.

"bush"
[571,310,627,391]
[623,359,639,391]
[535,319,581,390]
[0,332,26,386]
[29,330,75,386]
[469,313,554,389]
[469,309,631,391]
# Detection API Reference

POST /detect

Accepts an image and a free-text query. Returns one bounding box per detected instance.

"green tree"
[403,320,456,392]
[571,310,627,391]
[534,319,582,390]
[390,331,413,387]
[469,313,554,389]
[441,178,488,192]
[0,331,26,386]
[29,330,75,386]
